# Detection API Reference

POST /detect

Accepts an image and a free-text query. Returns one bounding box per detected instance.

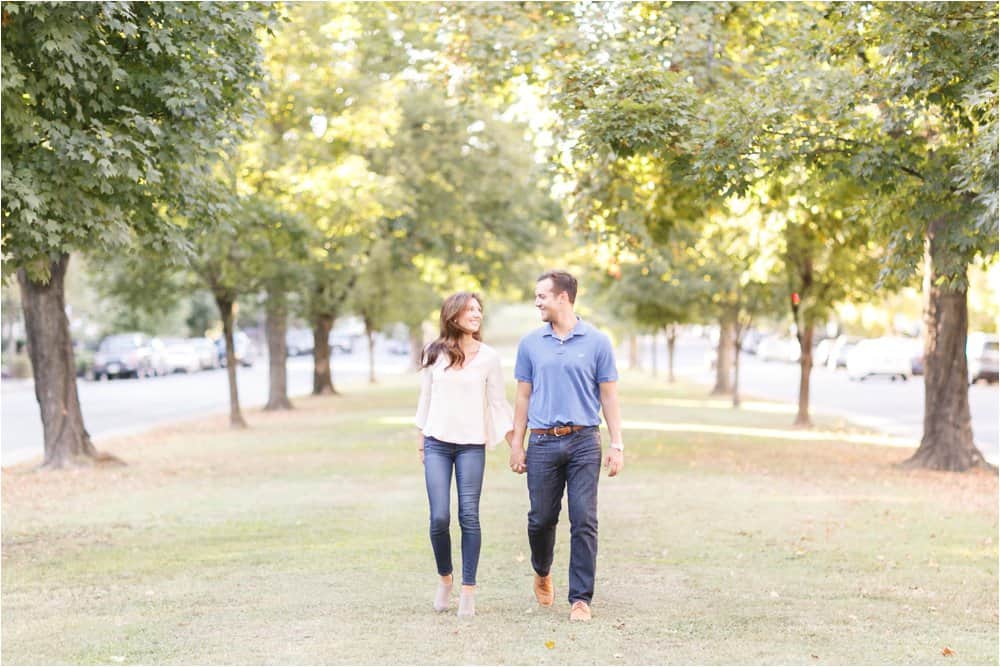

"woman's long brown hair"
[421,292,483,370]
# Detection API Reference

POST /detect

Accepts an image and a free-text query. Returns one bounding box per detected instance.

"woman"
[415,292,514,617]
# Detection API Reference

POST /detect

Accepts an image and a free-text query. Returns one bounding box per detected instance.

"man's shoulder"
[579,320,612,344]
[518,326,550,346]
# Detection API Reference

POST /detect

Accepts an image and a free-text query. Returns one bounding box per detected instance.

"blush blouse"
[414,342,514,446]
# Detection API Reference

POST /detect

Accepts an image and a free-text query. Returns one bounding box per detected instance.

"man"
[509,269,624,622]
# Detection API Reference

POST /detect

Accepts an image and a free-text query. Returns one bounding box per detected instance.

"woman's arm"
[485,355,514,445]
[415,367,433,462]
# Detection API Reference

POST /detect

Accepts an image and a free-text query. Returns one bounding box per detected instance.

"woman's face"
[455,298,483,334]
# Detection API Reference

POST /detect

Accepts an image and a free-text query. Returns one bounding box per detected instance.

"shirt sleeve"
[514,337,533,383]
[484,355,514,446]
[596,334,619,383]
[414,366,432,431]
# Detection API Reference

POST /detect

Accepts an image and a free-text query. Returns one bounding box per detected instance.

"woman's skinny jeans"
[423,436,485,586]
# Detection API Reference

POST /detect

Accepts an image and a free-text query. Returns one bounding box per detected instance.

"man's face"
[535,278,561,322]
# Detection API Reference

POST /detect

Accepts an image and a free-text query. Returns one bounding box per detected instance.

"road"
[631,333,999,465]
[2,349,411,467]
[5,333,997,467]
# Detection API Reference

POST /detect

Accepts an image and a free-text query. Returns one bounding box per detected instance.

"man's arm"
[599,381,624,476]
[509,381,531,474]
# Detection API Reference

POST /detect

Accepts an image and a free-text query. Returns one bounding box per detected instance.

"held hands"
[509,443,526,474]
[604,448,624,477]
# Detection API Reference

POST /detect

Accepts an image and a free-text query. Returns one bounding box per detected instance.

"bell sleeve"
[414,366,432,432]
[483,354,514,447]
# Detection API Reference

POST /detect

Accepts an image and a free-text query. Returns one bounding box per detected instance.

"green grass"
[2,373,997,665]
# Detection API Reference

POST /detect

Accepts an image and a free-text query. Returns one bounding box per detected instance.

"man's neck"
[550,312,577,339]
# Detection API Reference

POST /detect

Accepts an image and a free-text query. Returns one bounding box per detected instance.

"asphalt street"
[4,333,996,466]
[2,349,411,466]
[633,333,999,465]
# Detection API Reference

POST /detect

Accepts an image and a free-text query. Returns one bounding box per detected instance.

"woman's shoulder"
[477,342,504,365]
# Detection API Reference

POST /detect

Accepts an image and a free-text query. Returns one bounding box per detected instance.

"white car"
[188,337,220,370]
[968,332,999,384]
[846,338,912,381]
[161,338,201,374]
[758,335,801,363]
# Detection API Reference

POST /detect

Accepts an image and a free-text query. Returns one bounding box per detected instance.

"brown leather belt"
[530,425,588,437]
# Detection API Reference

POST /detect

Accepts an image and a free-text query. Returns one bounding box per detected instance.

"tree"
[237,195,310,411]
[709,3,998,467]
[598,260,697,384]
[554,2,997,469]
[249,2,425,396]
[2,3,272,467]
[764,173,884,424]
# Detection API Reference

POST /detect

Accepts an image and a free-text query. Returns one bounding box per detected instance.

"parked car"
[846,337,912,381]
[758,335,801,363]
[149,337,169,376]
[741,329,764,355]
[328,331,355,354]
[286,328,314,357]
[160,338,201,374]
[967,332,999,384]
[825,335,859,370]
[386,337,410,355]
[92,332,157,380]
[813,338,834,367]
[214,330,255,367]
[907,338,925,376]
[188,337,220,370]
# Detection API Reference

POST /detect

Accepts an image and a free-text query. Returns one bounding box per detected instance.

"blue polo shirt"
[514,318,619,429]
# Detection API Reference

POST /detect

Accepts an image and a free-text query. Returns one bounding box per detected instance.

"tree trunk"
[409,327,423,372]
[367,326,377,384]
[732,338,742,408]
[794,324,814,426]
[904,228,986,471]
[666,325,677,384]
[711,315,735,395]
[264,290,292,411]
[215,294,247,428]
[628,334,638,370]
[312,313,337,395]
[17,254,122,469]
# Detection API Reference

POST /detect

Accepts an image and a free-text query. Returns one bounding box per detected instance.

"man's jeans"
[526,426,601,604]
[423,436,486,586]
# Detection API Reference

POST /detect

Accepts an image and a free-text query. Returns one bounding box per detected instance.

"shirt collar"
[543,317,587,340]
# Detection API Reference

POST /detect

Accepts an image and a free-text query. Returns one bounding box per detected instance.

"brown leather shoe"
[533,573,554,607]
[569,600,592,621]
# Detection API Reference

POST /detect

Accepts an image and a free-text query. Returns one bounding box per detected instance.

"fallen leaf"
[515,552,525,563]
[770,591,780,599]
[942,647,954,657]
[613,653,623,659]
[545,641,555,650]
[811,655,819,660]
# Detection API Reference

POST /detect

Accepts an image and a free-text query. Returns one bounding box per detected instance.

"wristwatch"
[610,442,624,452]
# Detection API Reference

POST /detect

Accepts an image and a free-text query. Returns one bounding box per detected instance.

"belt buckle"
[553,426,571,437]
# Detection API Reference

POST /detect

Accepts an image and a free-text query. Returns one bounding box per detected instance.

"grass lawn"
[2,372,996,665]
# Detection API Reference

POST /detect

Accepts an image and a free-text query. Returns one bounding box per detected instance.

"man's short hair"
[537,269,578,304]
